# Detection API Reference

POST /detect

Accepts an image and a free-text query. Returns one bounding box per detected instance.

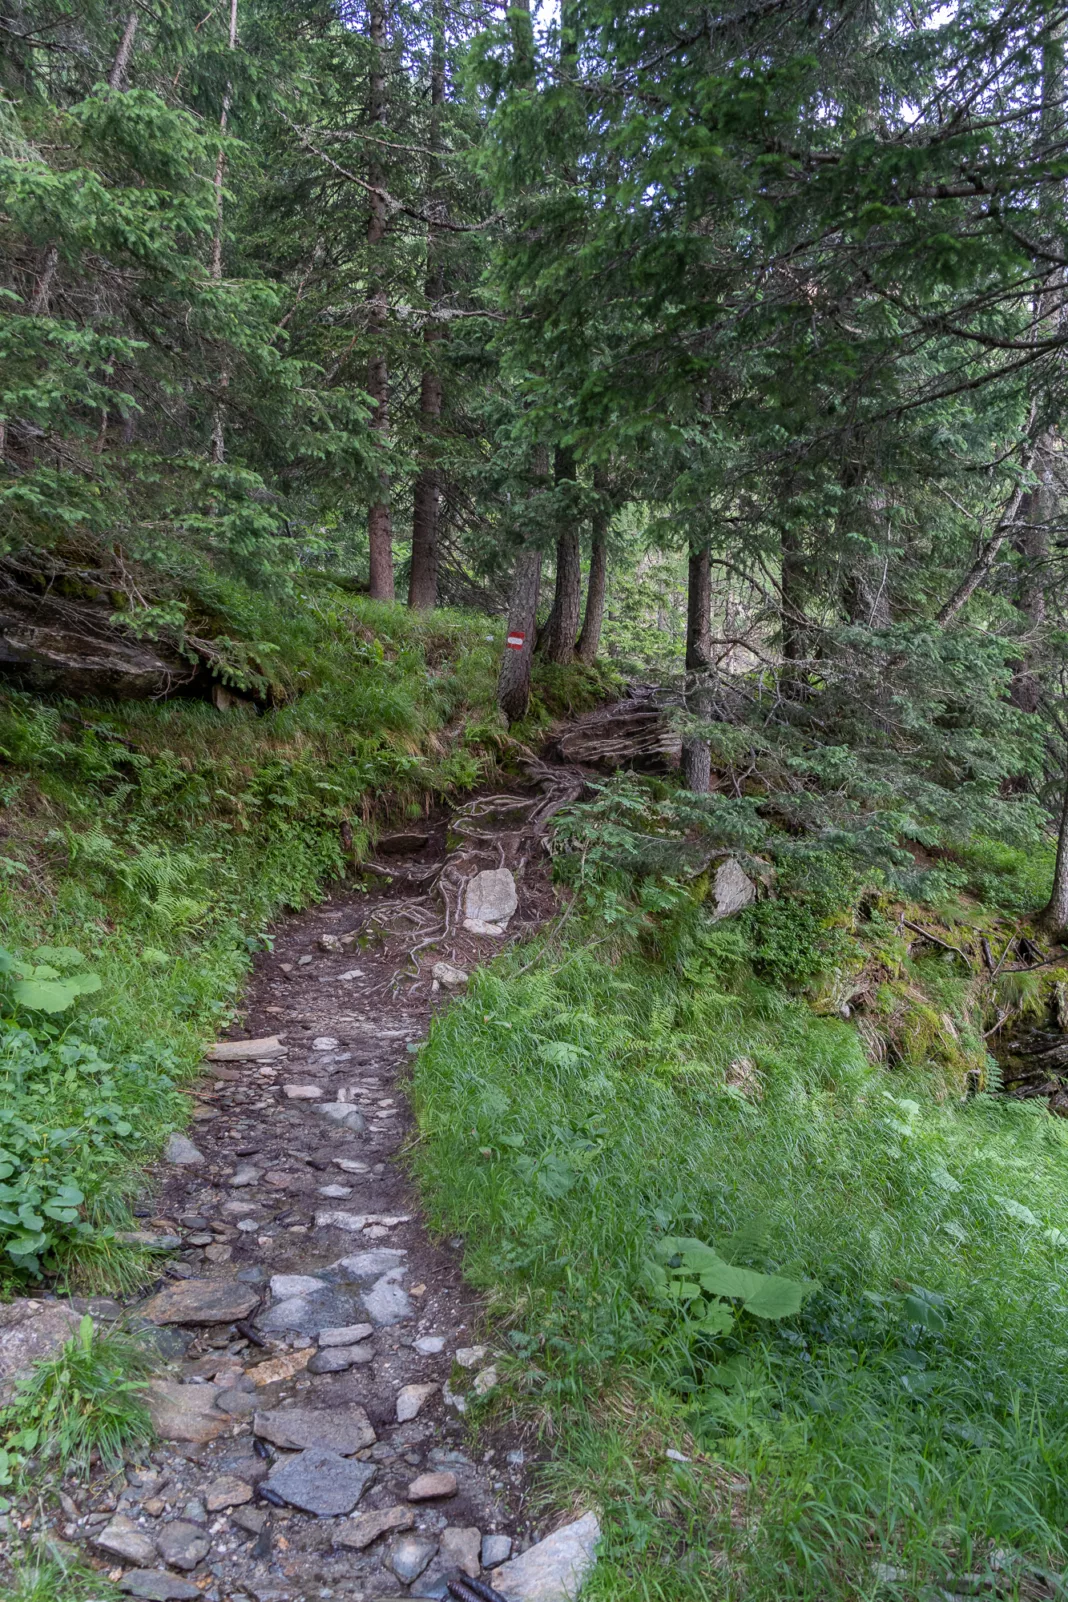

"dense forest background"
[4,0,1068,899]
[8,6,1068,1601]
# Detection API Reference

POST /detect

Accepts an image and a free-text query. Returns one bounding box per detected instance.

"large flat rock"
[493,1512,600,1601]
[253,1404,376,1454]
[265,1448,377,1517]
[332,1248,407,1281]
[256,1286,366,1336]
[0,1299,81,1402]
[140,1279,260,1326]
[146,1380,232,1444]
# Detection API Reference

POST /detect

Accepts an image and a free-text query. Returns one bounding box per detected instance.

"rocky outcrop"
[0,559,201,699]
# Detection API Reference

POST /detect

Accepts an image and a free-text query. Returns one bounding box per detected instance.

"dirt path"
[40,763,600,1602]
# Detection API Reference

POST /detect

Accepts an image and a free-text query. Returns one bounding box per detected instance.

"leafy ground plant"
[0,1315,153,1483]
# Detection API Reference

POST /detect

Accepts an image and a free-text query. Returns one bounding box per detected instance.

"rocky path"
[15,764,603,1602]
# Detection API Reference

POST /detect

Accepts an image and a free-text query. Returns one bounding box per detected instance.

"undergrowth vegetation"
[0,589,602,1290]
[412,777,1068,1602]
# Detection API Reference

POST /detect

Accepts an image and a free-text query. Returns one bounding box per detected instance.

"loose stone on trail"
[140,1279,259,1325]
[118,1572,200,1601]
[431,961,469,988]
[406,1471,458,1501]
[264,1448,377,1517]
[334,1503,414,1550]
[163,1133,204,1166]
[253,1403,376,1453]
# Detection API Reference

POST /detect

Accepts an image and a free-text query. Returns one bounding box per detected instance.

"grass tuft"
[1,1315,154,1476]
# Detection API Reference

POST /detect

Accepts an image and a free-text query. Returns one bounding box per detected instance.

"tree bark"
[29,243,58,314]
[576,469,608,664]
[936,472,1032,626]
[497,445,548,723]
[366,0,393,599]
[408,0,446,611]
[681,540,713,793]
[108,12,139,90]
[538,446,582,663]
[1009,455,1050,714]
[209,0,238,466]
[841,480,891,628]
[1040,771,1068,940]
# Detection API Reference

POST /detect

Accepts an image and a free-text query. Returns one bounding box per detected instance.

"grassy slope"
[411,807,1068,1602]
[0,590,608,1292]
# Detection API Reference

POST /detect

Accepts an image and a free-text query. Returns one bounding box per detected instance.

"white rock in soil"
[464,868,518,927]
[362,1269,414,1326]
[413,1335,446,1355]
[333,1247,408,1280]
[284,1083,323,1099]
[228,1164,260,1186]
[319,1322,374,1347]
[396,1382,438,1422]
[318,1184,352,1199]
[431,962,469,989]
[316,1211,410,1232]
[473,1365,498,1396]
[710,857,756,920]
[455,1345,488,1369]
[334,1157,370,1173]
[270,1274,326,1299]
[442,1379,467,1414]
[463,918,507,936]
[164,1133,204,1166]
[313,1036,340,1050]
[492,1512,601,1602]
[207,1035,284,1060]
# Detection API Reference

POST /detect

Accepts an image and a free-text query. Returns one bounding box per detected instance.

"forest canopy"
[1,0,1067,897]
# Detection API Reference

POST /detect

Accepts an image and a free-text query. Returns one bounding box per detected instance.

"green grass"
[1,1315,154,1478]
[411,888,1068,1601]
[2,1544,121,1602]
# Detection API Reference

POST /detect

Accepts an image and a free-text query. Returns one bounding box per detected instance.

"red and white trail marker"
[506,631,526,650]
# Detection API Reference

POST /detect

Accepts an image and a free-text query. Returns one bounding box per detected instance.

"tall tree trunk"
[681,540,713,793]
[576,469,608,664]
[1040,770,1068,940]
[498,446,548,723]
[29,243,58,313]
[108,12,139,90]
[209,0,238,466]
[1011,32,1062,709]
[366,0,393,599]
[409,0,446,611]
[842,481,891,628]
[1010,458,1050,715]
[539,446,582,663]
